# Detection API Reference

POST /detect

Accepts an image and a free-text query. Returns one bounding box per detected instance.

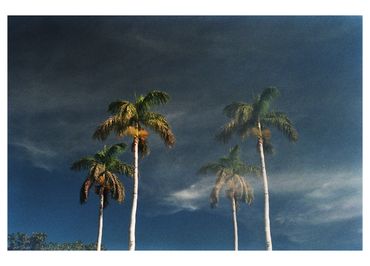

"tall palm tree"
[93,90,175,250]
[198,145,258,250]
[71,143,133,251]
[217,87,298,250]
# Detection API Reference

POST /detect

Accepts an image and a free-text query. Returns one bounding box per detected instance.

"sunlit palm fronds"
[93,116,127,141]
[94,90,175,149]
[236,175,254,205]
[199,145,256,209]
[109,159,134,177]
[218,87,298,147]
[262,111,298,142]
[142,112,175,147]
[140,90,170,110]
[105,172,125,203]
[71,144,131,208]
[80,177,93,204]
[209,170,227,208]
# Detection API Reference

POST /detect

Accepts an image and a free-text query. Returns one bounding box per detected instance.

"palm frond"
[236,104,254,123]
[110,159,134,177]
[216,119,238,143]
[225,175,253,207]
[262,137,275,155]
[238,176,254,205]
[262,111,298,142]
[223,102,253,121]
[108,100,130,115]
[198,162,223,175]
[141,112,175,147]
[102,188,110,208]
[210,171,227,208]
[93,116,125,141]
[105,172,125,204]
[140,90,170,110]
[138,138,150,156]
[235,119,257,140]
[94,145,108,161]
[110,101,138,119]
[225,177,237,202]
[255,87,280,118]
[223,102,244,118]
[106,143,128,159]
[237,164,261,177]
[130,137,150,157]
[259,87,280,103]
[228,145,240,161]
[218,103,254,142]
[71,157,96,171]
[80,177,93,204]
[90,164,105,180]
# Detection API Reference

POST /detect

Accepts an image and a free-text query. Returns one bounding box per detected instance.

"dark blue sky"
[8,16,362,250]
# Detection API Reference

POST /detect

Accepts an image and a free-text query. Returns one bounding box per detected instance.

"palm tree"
[71,143,133,251]
[217,87,298,250]
[199,145,258,250]
[93,90,175,250]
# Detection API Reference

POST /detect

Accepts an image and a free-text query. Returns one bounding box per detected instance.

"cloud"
[269,170,362,245]
[11,140,57,171]
[273,171,361,225]
[163,176,214,212]
[163,168,362,226]
[161,167,362,248]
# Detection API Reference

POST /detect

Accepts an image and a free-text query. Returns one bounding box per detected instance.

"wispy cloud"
[273,170,362,225]
[164,168,362,226]
[10,140,57,171]
[164,176,214,212]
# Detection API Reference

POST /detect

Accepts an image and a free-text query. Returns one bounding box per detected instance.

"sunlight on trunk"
[258,121,272,251]
[96,192,104,251]
[128,137,139,251]
[231,196,238,251]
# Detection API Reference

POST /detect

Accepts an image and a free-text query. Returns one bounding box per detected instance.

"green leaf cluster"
[8,232,105,250]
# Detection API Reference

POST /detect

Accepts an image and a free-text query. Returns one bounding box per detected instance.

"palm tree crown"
[71,143,133,207]
[217,87,298,145]
[199,145,258,208]
[93,90,175,153]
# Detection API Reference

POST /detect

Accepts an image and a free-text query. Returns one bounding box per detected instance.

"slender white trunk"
[96,191,104,251]
[231,196,238,251]
[128,137,139,251]
[257,121,273,251]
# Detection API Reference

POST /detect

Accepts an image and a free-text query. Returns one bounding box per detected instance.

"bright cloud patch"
[164,176,214,212]
[165,169,362,226]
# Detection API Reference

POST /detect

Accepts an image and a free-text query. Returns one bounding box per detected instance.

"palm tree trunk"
[96,191,104,251]
[231,196,238,251]
[128,137,139,251]
[257,121,273,251]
